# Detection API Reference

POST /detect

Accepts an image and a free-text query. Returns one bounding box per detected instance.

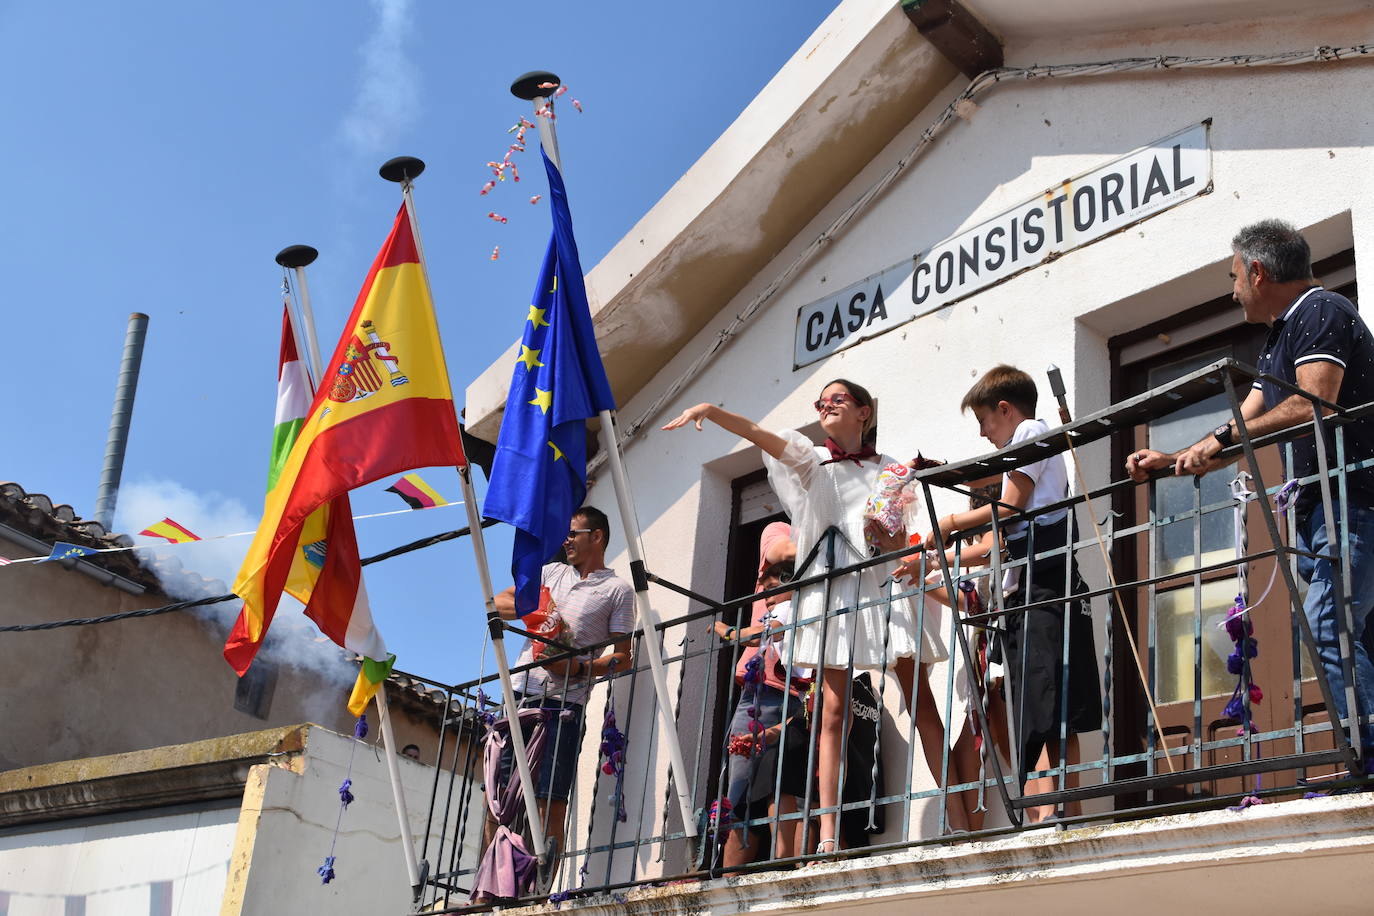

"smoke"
[113,478,355,688]
[114,478,254,592]
[340,0,420,159]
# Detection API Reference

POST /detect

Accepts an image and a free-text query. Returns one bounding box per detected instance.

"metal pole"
[375,683,423,895]
[1046,365,1177,773]
[379,155,550,865]
[514,70,701,843]
[275,245,324,389]
[274,242,423,892]
[93,312,149,531]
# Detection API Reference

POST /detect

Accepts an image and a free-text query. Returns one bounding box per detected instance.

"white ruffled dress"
[762,430,946,671]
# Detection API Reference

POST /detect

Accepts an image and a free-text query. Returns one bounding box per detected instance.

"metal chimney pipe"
[93,313,149,532]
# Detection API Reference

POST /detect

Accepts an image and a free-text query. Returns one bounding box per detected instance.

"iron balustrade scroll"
[410,358,1373,914]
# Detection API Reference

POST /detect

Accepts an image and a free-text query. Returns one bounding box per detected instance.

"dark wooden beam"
[901,0,1003,78]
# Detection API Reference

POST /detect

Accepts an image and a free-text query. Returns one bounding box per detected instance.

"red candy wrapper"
[525,586,566,662]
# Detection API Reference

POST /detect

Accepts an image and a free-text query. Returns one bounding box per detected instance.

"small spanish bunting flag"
[139,518,202,544]
[384,473,447,510]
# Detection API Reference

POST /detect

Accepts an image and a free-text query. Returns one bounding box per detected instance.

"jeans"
[1296,501,1374,752]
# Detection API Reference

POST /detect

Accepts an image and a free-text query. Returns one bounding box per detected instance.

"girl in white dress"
[664,379,964,854]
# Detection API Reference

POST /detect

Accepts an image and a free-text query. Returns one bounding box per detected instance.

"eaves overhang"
[465,0,958,442]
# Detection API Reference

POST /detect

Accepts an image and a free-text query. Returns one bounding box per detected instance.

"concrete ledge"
[517,794,1374,915]
[0,724,308,828]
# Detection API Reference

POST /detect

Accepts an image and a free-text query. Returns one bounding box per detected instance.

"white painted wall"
[547,5,1374,886]
[0,804,239,915]
[226,726,483,915]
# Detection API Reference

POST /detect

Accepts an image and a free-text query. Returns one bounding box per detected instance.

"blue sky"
[2,1,838,688]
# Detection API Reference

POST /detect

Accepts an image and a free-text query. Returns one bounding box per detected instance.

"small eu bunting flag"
[39,542,98,563]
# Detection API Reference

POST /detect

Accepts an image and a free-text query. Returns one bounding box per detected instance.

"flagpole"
[273,241,426,893]
[514,71,700,844]
[274,245,326,388]
[379,155,550,866]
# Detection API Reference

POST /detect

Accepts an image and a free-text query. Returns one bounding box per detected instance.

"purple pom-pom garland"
[313,715,368,884]
[598,694,629,822]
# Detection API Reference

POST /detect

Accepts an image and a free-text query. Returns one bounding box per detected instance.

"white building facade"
[461,1,1374,911]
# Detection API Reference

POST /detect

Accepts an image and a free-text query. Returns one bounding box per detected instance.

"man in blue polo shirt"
[1127,219,1374,763]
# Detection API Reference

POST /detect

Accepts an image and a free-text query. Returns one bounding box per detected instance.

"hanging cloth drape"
[471,707,553,901]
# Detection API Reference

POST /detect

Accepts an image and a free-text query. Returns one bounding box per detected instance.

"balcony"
[410,360,1374,913]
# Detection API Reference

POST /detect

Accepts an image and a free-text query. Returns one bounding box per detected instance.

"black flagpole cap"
[275,245,318,269]
[511,71,560,100]
[379,156,426,183]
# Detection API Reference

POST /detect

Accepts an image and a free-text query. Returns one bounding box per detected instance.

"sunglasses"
[813,392,855,412]
[564,527,593,541]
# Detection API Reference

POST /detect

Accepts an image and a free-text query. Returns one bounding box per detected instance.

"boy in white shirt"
[931,365,1101,824]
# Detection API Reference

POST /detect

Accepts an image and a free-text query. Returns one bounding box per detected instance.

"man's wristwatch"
[1212,421,1235,449]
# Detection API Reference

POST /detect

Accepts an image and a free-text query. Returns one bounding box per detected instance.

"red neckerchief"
[819,437,878,467]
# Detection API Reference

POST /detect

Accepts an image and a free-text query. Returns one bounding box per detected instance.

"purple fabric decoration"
[470,707,553,902]
[549,890,573,909]
[742,654,763,685]
[317,715,369,884]
[1220,590,1265,767]
[475,826,538,899]
[1304,791,1329,799]
[1223,693,1246,721]
[1226,795,1264,812]
[476,690,497,726]
[599,704,628,822]
[1224,605,1253,642]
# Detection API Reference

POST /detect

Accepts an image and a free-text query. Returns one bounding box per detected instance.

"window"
[234,663,277,720]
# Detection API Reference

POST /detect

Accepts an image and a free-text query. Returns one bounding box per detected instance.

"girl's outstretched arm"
[661,403,789,459]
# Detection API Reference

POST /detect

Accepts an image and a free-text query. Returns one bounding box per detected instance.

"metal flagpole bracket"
[274,244,318,269]
[380,156,426,184]
[511,70,560,100]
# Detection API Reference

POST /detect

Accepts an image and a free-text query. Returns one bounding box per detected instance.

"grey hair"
[1231,219,1314,284]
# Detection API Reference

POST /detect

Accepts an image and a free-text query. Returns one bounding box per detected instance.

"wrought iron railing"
[410,359,1373,913]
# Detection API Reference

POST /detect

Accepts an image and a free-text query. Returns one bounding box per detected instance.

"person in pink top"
[718,522,800,692]
[712,523,809,868]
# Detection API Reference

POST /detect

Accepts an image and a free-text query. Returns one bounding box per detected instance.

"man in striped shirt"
[491,505,634,879]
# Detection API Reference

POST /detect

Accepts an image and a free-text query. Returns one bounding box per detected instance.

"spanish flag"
[264,300,384,715]
[227,203,464,689]
[139,518,201,544]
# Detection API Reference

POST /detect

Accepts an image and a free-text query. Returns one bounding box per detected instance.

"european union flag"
[484,149,616,616]
[38,542,98,563]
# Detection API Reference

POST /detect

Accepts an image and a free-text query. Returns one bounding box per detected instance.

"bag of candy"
[864,454,940,546]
